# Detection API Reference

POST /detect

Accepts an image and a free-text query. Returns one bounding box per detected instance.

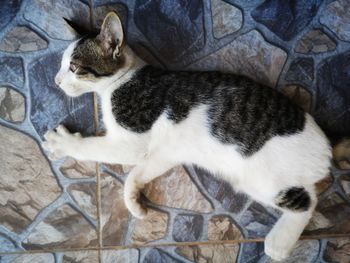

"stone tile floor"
[1,0,350,262]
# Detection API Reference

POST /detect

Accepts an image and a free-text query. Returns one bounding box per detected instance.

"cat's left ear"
[97,12,124,59]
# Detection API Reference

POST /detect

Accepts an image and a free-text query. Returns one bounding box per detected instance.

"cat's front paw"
[264,230,293,261]
[42,125,79,160]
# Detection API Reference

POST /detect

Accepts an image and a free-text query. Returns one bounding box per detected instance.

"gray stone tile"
[315,51,350,136]
[134,0,205,63]
[0,125,61,234]
[28,51,95,138]
[22,204,98,249]
[323,238,350,263]
[0,253,55,263]
[0,0,21,32]
[320,0,350,42]
[252,0,323,41]
[0,87,25,123]
[0,57,24,89]
[266,240,320,263]
[24,0,90,40]
[194,166,248,214]
[187,30,287,87]
[143,249,183,263]
[285,58,314,87]
[173,214,203,242]
[102,249,139,263]
[0,26,47,52]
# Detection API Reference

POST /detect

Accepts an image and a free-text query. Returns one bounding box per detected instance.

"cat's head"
[55,12,128,97]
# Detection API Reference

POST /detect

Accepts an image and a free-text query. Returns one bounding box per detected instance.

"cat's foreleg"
[264,187,316,261]
[42,125,144,164]
[124,158,175,218]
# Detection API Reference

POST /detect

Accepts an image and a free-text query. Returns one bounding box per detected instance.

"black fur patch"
[111,66,306,156]
[275,187,311,212]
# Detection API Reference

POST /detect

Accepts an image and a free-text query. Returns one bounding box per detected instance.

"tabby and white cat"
[43,12,331,260]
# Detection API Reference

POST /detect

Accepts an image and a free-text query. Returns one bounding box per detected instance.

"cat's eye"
[69,63,78,73]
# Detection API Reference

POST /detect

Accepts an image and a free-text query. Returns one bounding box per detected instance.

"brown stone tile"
[68,183,97,220]
[63,250,99,263]
[176,215,243,262]
[283,85,312,112]
[306,211,333,232]
[333,138,350,170]
[101,173,129,246]
[22,204,98,249]
[323,238,350,263]
[103,164,134,175]
[176,244,240,263]
[0,87,25,123]
[208,215,243,241]
[131,209,168,244]
[102,249,139,263]
[315,174,333,195]
[0,125,61,233]
[295,29,336,54]
[211,0,242,38]
[305,193,350,235]
[143,166,213,213]
[60,158,97,178]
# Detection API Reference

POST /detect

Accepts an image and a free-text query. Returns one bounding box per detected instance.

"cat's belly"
[150,105,331,204]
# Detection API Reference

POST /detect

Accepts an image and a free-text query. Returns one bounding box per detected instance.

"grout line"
[96,161,102,262]
[1,234,349,256]
[93,92,103,263]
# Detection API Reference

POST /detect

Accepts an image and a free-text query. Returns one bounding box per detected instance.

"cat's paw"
[42,125,79,160]
[264,231,293,261]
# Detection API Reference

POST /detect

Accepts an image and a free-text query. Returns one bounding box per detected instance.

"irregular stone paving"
[0,0,350,262]
[142,166,213,213]
[0,87,25,123]
[0,26,47,52]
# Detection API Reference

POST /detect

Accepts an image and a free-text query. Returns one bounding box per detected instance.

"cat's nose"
[55,75,62,86]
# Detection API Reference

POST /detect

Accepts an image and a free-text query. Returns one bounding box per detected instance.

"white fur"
[44,41,331,261]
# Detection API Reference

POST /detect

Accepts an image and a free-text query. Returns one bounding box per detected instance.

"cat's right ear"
[63,18,91,37]
[96,12,124,59]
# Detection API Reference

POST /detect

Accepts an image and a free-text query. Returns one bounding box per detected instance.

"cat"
[43,12,331,261]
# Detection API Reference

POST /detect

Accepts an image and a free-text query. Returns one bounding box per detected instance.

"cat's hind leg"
[124,157,175,219]
[264,186,317,261]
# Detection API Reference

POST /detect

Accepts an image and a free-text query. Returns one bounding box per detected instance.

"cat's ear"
[63,18,91,36]
[97,12,124,59]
